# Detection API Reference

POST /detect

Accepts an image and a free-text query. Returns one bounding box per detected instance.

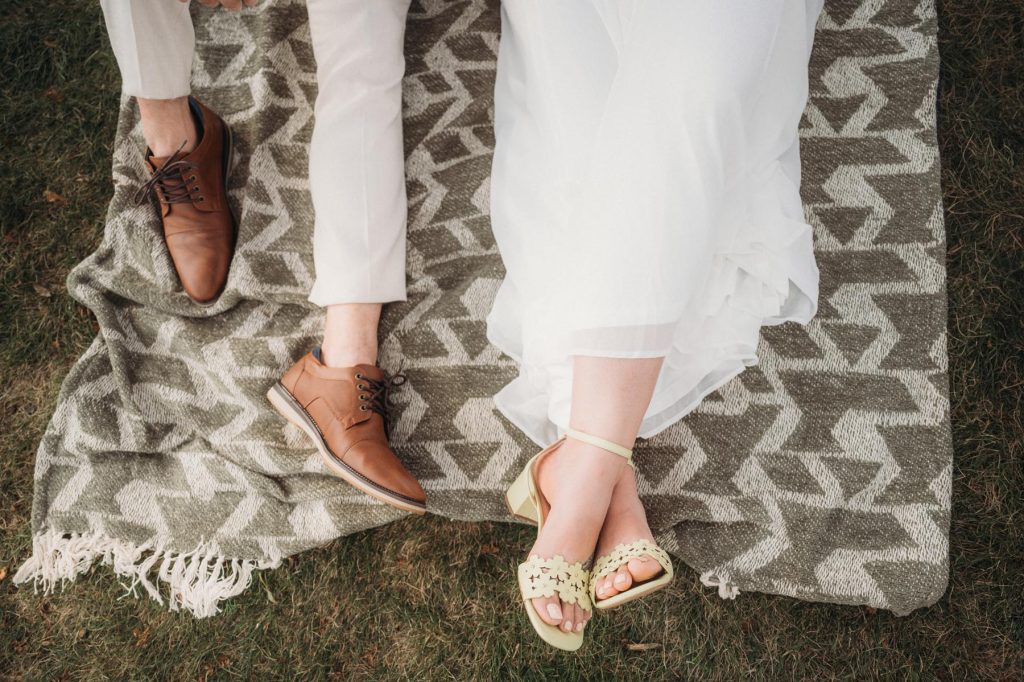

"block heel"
[504,460,539,524]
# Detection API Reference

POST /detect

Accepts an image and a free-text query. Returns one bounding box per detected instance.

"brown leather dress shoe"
[267,348,427,515]
[134,97,235,304]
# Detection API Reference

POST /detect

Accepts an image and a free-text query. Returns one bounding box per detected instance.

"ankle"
[536,441,624,507]
[321,303,382,368]
[320,342,377,368]
[558,439,630,480]
[137,96,199,157]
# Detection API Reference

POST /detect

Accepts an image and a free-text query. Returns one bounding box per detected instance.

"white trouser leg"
[99,0,194,99]
[306,0,412,307]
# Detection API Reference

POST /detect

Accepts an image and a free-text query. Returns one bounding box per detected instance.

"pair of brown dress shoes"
[137,98,425,514]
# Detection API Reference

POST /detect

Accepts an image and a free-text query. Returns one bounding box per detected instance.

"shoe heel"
[504,464,539,524]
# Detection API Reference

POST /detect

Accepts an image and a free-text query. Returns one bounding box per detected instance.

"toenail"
[615,574,628,585]
[576,622,585,632]
[564,621,573,632]
[546,603,562,620]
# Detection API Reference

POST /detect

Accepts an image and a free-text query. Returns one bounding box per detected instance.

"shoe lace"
[355,369,407,435]
[133,141,202,206]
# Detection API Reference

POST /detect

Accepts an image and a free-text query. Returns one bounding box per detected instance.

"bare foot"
[591,465,663,603]
[525,437,629,634]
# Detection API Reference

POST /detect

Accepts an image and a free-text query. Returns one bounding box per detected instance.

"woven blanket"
[15,0,952,617]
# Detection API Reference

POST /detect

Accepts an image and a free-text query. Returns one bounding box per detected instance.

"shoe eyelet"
[355,373,364,380]
[189,175,196,182]
[358,395,367,401]
[197,197,205,202]
[356,384,365,390]
[359,405,369,411]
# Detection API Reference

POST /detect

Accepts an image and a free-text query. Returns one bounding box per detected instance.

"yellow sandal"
[591,539,673,610]
[504,429,634,650]
[563,433,673,610]
[585,432,671,606]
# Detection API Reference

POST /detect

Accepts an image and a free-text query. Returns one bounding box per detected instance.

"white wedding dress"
[486,0,826,446]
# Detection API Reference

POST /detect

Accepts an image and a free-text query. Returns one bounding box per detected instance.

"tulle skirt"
[486,0,825,446]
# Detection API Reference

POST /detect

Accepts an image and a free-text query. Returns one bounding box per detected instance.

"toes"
[594,576,608,599]
[565,603,581,633]
[533,596,562,626]
[558,599,576,632]
[581,610,592,631]
[560,602,588,633]
[596,574,617,599]
[594,555,663,604]
[613,565,634,593]
[627,555,663,583]
[574,604,590,632]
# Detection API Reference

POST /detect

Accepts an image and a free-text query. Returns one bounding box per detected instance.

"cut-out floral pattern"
[518,555,592,610]
[591,539,673,600]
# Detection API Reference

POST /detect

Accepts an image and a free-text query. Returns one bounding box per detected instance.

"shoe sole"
[267,382,427,515]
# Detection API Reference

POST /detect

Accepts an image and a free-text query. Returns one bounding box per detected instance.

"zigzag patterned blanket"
[15,0,952,617]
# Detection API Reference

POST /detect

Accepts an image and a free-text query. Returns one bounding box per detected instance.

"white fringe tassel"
[13,529,281,618]
[700,570,741,600]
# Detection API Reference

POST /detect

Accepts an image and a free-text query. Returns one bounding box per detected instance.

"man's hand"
[179,0,259,10]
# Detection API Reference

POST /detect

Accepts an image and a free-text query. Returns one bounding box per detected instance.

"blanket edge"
[13,529,281,618]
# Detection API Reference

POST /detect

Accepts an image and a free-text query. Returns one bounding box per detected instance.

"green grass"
[1,1,1021,679]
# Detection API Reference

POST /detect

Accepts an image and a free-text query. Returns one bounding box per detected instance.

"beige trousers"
[99,0,412,306]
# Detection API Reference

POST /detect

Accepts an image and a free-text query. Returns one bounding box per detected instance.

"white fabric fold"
[487,0,825,445]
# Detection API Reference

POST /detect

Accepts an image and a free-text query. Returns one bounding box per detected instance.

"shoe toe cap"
[167,230,232,303]
[345,441,426,506]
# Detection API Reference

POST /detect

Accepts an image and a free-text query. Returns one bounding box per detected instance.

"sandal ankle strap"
[565,428,634,465]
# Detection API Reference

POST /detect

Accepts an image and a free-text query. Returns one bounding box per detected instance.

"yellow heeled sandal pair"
[505,429,674,651]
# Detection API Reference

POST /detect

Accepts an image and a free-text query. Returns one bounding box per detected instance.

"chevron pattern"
[20,0,950,616]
